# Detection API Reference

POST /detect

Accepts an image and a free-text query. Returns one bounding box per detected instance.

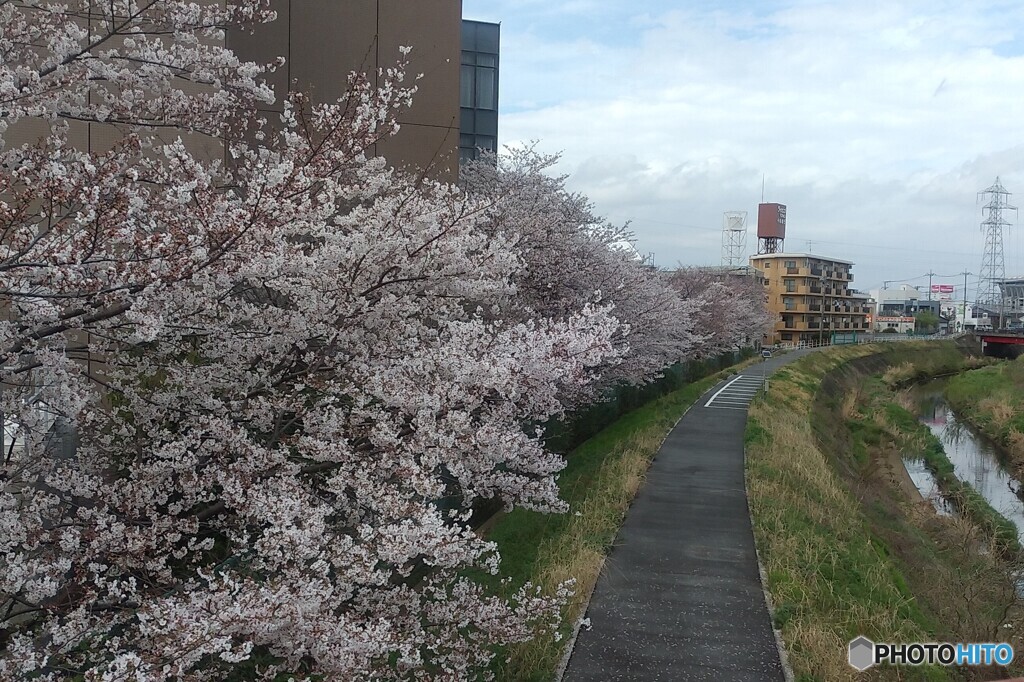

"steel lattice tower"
[720,211,748,267]
[978,177,1016,306]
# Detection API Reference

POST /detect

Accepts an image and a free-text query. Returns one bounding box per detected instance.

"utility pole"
[819,275,826,346]
[961,270,971,331]
[927,271,936,301]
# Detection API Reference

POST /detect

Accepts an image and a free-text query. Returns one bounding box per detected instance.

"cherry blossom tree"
[462,149,771,394]
[460,148,706,397]
[668,266,773,353]
[0,3,621,679]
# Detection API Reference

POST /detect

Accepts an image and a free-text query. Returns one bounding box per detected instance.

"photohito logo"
[848,636,1014,671]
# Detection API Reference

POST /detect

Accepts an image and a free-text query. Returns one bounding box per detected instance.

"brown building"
[7,2,463,181]
[750,253,871,346]
[229,0,463,181]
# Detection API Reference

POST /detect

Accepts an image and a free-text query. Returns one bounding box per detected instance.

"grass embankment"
[945,355,1024,466]
[747,341,1022,681]
[482,358,758,682]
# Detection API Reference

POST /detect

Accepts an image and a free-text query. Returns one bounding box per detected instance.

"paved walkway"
[563,350,810,681]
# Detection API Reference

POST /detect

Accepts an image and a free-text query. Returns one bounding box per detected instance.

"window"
[764,261,771,268]
[459,64,475,108]
[784,279,796,292]
[784,260,796,268]
[783,297,795,310]
[781,332,793,341]
[460,53,497,110]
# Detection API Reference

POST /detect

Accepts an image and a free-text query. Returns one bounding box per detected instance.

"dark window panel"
[474,67,496,109]
[474,109,498,135]
[459,64,474,108]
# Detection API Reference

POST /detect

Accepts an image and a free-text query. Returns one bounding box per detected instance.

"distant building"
[998,278,1024,328]
[868,285,941,333]
[749,253,870,345]
[459,20,500,163]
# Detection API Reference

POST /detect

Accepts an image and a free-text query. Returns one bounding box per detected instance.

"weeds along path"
[561,349,814,681]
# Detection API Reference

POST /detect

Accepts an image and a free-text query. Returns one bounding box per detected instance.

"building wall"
[6,3,463,179]
[229,0,462,181]
[459,20,499,163]
[750,253,870,345]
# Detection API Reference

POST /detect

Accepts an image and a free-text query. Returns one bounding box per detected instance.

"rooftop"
[749,252,854,266]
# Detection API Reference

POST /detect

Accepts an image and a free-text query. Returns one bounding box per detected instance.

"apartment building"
[749,253,871,345]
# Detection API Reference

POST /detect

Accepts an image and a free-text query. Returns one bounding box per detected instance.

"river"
[907,380,1024,543]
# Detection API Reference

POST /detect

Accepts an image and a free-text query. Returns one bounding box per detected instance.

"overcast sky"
[461,0,1024,299]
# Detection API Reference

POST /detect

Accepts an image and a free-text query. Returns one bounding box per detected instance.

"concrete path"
[563,349,811,681]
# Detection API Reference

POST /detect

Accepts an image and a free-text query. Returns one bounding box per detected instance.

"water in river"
[908,381,1024,543]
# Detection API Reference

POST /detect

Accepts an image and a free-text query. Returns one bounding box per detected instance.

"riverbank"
[884,398,1020,555]
[946,357,1024,468]
[747,339,1023,681]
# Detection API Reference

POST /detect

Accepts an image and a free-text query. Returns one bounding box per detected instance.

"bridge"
[977,331,1024,358]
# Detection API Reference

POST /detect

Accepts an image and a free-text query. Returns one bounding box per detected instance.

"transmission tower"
[721,210,748,267]
[977,177,1017,307]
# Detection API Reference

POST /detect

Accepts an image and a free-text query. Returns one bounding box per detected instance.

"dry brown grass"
[1007,429,1024,463]
[747,401,930,681]
[881,361,916,387]
[840,385,862,420]
[964,354,991,370]
[979,395,1017,430]
[892,388,916,414]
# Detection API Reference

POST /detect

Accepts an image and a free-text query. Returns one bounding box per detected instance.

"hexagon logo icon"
[848,636,875,671]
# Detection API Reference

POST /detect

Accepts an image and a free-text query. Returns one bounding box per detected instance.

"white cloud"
[462,0,1024,294]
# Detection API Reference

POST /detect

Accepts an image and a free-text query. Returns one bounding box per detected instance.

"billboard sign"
[757,203,787,239]
[931,284,955,294]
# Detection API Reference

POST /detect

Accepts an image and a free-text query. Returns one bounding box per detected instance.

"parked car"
[761,349,773,358]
